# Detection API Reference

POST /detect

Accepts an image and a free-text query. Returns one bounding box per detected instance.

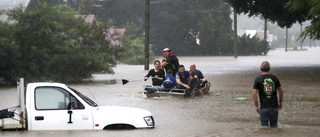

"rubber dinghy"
[144,79,211,98]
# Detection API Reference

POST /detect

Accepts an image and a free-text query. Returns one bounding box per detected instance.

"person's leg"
[269,108,279,128]
[198,88,204,96]
[259,108,270,127]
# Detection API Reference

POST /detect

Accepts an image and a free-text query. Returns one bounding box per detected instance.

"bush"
[0,4,116,84]
[238,35,270,56]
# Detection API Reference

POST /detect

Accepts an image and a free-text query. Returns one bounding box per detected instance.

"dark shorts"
[260,108,279,127]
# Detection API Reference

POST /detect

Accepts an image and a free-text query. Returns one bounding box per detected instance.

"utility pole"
[233,8,238,58]
[285,27,288,52]
[264,19,267,41]
[144,0,150,70]
[300,23,303,50]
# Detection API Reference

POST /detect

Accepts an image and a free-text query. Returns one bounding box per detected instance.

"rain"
[1,0,320,137]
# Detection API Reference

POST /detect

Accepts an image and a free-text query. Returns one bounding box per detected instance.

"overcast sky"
[0,0,30,21]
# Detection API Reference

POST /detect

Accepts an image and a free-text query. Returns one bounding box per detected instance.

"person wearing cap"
[161,48,180,76]
[252,61,284,128]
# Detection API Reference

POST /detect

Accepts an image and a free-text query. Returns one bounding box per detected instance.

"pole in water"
[122,77,154,85]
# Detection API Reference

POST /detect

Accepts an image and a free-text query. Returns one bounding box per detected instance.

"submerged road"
[1,47,320,137]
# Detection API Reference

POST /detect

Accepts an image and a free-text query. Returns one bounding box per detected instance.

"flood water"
[1,48,320,137]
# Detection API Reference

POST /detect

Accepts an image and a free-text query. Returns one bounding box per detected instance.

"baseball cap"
[162,48,170,52]
[260,61,270,71]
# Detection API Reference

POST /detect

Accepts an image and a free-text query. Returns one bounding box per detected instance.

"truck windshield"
[69,87,98,107]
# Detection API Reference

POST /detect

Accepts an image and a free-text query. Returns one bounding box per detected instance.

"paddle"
[122,77,154,85]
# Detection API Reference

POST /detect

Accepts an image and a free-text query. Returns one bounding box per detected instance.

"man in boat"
[175,65,191,89]
[161,48,180,76]
[189,64,206,96]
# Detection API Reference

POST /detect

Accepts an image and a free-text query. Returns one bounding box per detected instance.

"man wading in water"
[252,61,284,128]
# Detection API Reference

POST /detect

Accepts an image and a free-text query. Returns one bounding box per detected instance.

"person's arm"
[144,70,152,81]
[156,76,163,81]
[160,62,167,68]
[161,57,168,68]
[199,71,206,82]
[278,86,284,110]
[176,77,189,89]
[252,89,260,114]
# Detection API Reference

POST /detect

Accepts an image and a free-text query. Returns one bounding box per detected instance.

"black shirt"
[145,68,165,86]
[253,74,281,108]
[190,69,204,79]
[164,54,179,75]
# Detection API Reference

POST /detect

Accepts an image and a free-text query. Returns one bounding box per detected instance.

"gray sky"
[0,0,30,21]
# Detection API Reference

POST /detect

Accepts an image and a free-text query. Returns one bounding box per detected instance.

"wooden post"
[144,0,150,70]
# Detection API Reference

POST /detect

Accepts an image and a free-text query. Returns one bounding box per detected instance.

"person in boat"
[161,48,180,76]
[162,69,177,89]
[175,64,191,89]
[144,60,165,86]
[189,64,206,96]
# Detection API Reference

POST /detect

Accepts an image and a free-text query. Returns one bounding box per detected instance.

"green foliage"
[118,22,154,65]
[228,0,320,40]
[57,0,268,56]
[119,37,145,65]
[0,22,18,84]
[226,0,308,28]
[287,0,320,40]
[238,35,269,56]
[150,0,234,55]
[0,3,116,83]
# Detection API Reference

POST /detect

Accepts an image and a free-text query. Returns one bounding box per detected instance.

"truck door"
[29,87,94,130]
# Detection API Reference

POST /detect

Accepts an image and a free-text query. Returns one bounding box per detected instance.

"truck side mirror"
[67,101,74,110]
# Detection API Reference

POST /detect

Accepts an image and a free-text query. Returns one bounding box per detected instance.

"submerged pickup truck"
[0,78,154,130]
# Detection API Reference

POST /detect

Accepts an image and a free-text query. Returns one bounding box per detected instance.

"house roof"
[106,28,126,46]
[76,14,98,28]
[107,28,126,36]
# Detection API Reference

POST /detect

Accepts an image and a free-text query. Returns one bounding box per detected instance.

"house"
[105,28,126,46]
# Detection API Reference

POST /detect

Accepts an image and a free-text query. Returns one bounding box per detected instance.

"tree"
[118,22,155,65]
[150,0,233,55]
[237,35,269,55]
[287,0,320,40]
[0,21,18,84]
[59,0,267,56]
[226,0,308,28]
[1,3,116,83]
[226,0,320,40]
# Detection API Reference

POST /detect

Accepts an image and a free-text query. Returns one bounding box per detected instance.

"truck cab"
[0,78,155,130]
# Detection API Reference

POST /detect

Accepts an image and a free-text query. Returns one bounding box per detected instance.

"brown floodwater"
[0,48,319,137]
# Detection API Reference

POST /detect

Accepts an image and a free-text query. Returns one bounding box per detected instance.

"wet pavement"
[0,47,320,137]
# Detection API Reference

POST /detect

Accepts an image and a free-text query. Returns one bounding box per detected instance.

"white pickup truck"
[0,78,155,130]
